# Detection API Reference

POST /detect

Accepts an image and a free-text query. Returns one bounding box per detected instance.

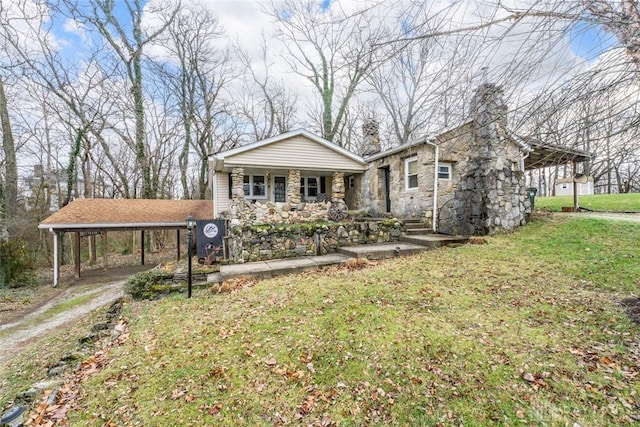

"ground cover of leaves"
[58,217,640,425]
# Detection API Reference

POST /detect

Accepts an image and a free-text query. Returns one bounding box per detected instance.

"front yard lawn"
[24,216,640,425]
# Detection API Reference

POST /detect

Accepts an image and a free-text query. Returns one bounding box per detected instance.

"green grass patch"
[55,217,640,425]
[536,193,640,212]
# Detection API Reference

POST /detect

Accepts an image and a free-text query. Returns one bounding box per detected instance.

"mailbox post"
[186,215,197,298]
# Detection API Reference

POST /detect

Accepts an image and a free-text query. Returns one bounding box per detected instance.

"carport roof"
[38,199,213,232]
[522,139,594,170]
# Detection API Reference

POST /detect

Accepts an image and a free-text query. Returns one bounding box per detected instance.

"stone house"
[210,83,588,236]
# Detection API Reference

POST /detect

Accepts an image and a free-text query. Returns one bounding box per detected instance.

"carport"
[520,139,594,210]
[38,199,212,287]
[523,140,593,170]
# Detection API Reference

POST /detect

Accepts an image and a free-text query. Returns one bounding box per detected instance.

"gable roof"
[211,129,367,172]
[366,120,534,162]
[38,199,212,232]
[365,121,476,162]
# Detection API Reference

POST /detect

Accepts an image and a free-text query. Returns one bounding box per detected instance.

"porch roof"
[211,129,367,174]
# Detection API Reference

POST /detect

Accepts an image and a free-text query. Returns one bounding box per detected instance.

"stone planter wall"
[228,219,403,263]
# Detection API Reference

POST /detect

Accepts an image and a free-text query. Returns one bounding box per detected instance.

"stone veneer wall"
[227,219,403,263]
[227,200,331,226]
[360,144,437,221]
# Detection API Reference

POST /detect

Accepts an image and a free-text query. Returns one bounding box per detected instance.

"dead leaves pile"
[209,276,258,294]
[24,319,130,426]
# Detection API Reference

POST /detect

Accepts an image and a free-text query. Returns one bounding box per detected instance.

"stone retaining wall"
[227,200,331,226]
[228,219,403,263]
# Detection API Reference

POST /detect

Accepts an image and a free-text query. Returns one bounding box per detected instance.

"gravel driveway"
[0,279,125,365]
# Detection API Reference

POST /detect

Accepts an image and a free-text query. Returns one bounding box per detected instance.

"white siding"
[214,172,231,217]
[224,136,366,172]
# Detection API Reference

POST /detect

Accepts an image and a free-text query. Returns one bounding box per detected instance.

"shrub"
[124,270,174,300]
[0,238,36,288]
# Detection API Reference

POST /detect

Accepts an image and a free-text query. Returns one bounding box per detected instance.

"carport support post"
[176,229,181,261]
[50,229,59,287]
[102,232,108,271]
[74,232,81,279]
[140,230,145,265]
[572,161,579,211]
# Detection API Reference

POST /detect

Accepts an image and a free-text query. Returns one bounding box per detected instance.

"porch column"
[331,171,345,202]
[230,168,246,220]
[230,167,246,204]
[287,169,301,205]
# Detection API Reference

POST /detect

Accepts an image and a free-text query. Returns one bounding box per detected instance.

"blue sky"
[569,21,618,62]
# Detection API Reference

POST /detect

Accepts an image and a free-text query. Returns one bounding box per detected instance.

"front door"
[273,176,286,202]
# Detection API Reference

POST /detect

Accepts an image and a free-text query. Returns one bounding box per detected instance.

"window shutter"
[320,176,326,193]
[228,173,232,199]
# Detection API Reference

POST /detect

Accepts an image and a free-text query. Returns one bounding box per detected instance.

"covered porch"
[210,130,368,221]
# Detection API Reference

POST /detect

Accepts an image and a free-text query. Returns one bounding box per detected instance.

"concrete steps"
[401,219,468,247]
[400,233,468,247]
[337,242,427,260]
[405,227,433,235]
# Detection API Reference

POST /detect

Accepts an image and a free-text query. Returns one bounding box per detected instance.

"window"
[438,163,452,180]
[300,176,319,200]
[348,175,355,188]
[405,157,418,190]
[243,175,266,198]
[300,176,326,201]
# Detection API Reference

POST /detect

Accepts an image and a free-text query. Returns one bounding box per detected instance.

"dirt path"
[0,279,126,364]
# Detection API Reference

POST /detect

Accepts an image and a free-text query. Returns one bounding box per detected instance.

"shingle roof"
[38,199,213,230]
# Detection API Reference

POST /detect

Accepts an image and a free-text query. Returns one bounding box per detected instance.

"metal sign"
[195,219,226,264]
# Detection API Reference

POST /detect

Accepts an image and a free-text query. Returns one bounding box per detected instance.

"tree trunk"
[0,77,17,238]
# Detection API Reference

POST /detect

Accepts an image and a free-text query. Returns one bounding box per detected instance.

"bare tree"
[237,36,299,141]
[154,4,237,199]
[63,0,179,199]
[0,76,17,237]
[267,0,388,145]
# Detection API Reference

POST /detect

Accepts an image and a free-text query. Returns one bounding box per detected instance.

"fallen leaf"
[265,357,278,367]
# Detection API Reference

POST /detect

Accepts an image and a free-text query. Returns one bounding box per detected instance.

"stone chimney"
[470,83,508,148]
[361,119,380,156]
[447,83,528,236]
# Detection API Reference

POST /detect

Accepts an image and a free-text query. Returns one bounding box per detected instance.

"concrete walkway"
[215,234,469,282]
[218,253,351,281]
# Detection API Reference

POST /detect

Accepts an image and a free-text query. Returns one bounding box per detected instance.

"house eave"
[38,222,188,231]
